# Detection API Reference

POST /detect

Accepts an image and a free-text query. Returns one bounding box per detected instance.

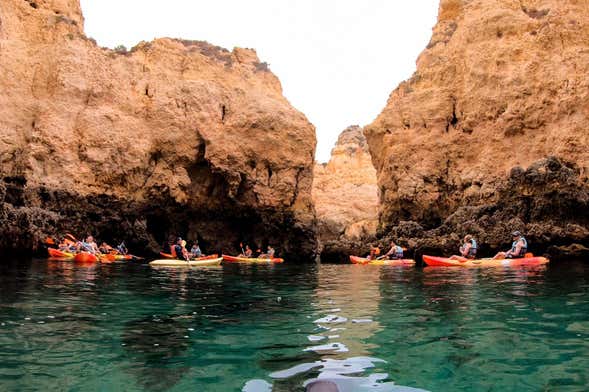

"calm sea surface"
[0,259,588,391]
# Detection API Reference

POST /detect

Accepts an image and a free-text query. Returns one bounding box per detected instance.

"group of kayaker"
[161,237,277,261]
[367,231,529,261]
[236,244,276,259]
[55,234,128,256]
[162,236,205,261]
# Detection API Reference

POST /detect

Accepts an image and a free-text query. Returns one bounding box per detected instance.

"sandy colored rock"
[0,0,317,260]
[365,0,589,258]
[313,126,378,261]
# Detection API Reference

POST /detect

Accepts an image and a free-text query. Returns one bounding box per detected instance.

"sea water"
[0,259,587,391]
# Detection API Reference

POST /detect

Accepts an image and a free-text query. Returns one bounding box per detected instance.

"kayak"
[149,257,223,267]
[159,252,218,260]
[222,255,285,263]
[422,255,550,267]
[98,254,130,262]
[349,255,415,266]
[74,252,99,263]
[47,248,74,258]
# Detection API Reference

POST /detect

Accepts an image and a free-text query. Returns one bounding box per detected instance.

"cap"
[512,231,521,237]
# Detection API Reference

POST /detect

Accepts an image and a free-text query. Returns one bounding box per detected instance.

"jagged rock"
[365,0,589,260]
[313,126,378,261]
[0,0,317,260]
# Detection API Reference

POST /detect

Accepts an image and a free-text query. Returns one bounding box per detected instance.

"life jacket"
[511,237,528,257]
[170,245,177,258]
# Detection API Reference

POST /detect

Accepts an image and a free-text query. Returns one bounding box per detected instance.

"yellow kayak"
[149,257,223,267]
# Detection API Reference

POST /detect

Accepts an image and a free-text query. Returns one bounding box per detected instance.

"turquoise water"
[0,259,588,391]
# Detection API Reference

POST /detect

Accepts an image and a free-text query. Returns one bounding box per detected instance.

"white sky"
[80,1,439,162]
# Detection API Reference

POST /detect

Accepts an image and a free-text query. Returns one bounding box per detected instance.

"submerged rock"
[0,0,317,260]
[365,0,589,259]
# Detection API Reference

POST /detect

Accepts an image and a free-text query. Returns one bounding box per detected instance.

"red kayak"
[422,254,549,267]
[349,255,415,266]
[222,255,285,263]
[74,252,99,263]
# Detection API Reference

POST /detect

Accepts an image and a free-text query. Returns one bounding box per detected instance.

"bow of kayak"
[349,255,415,266]
[422,255,549,267]
[222,255,284,263]
[47,248,74,258]
[74,252,99,263]
[149,257,223,267]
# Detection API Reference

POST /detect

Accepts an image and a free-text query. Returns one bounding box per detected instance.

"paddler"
[366,244,380,260]
[172,237,189,261]
[99,242,114,254]
[190,241,203,258]
[240,244,253,258]
[381,240,404,260]
[259,245,275,259]
[116,241,128,255]
[58,236,77,252]
[493,231,528,259]
[450,235,478,260]
[78,235,100,254]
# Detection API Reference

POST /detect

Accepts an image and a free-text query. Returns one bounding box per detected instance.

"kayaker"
[172,237,189,261]
[494,231,528,259]
[116,241,128,255]
[367,244,380,260]
[99,242,114,254]
[382,241,404,260]
[78,236,100,254]
[259,246,275,259]
[240,245,253,258]
[58,236,76,252]
[450,235,478,260]
[190,242,202,258]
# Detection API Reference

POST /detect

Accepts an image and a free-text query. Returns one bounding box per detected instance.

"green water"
[0,259,588,391]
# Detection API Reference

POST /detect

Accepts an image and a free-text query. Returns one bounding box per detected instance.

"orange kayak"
[74,252,99,263]
[99,254,134,262]
[47,248,74,258]
[222,255,284,263]
[349,255,415,266]
[422,255,549,267]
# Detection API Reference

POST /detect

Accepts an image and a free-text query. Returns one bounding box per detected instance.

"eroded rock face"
[0,0,317,260]
[365,0,589,259]
[313,126,378,261]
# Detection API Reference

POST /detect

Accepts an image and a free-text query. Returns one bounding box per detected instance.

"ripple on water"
[245,357,429,391]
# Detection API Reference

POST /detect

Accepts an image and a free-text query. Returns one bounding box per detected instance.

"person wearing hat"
[450,234,478,260]
[493,231,528,259]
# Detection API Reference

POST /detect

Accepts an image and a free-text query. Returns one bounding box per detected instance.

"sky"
[80,1,439,162]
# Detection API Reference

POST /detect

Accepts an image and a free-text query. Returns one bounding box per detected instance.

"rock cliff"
[0,0,317,260]
[313,126,378,261]
[365,0,589,260]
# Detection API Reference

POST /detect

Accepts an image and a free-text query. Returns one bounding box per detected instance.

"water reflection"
[244,265,428,391]
[121,316,190,391]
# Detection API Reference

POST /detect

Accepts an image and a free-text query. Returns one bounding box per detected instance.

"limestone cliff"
[313,126,378,261]
[0,0,317,260]
[365,0,589,260]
